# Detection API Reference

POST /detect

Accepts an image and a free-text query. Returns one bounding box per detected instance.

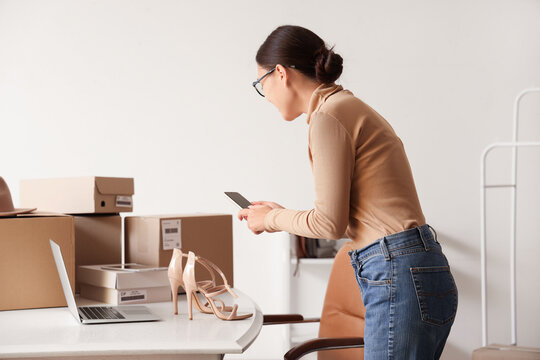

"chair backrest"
[318,242,365,360]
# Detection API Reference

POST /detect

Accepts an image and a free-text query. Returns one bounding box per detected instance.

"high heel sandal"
[183,251,253,321]
[168,248,234,315]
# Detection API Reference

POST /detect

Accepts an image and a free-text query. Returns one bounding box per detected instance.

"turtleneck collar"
[306,83,343,124]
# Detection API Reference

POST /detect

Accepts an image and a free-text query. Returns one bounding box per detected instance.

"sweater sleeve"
[264,112,354,240]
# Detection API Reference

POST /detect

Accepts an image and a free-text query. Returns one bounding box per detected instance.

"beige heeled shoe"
[183,251,252,321]
[168,248,234,315]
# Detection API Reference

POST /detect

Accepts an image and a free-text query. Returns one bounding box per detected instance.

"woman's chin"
[281,111,302,122]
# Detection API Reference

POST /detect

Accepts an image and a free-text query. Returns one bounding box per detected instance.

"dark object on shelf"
[296,236,335,259]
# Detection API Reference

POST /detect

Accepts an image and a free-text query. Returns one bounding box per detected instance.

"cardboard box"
[78,264,171,305]
[125,214,234,287]
[74,215,122,293]
[20,176,134,214]
[473,345,540,359]
[0,213,75,311]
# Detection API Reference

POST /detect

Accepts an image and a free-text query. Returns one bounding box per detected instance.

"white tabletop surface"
[0,289,262,359]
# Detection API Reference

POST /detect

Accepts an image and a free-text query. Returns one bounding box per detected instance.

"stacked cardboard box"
[0,213,75,310]
[15,177,235,306]
[125,214,234,287]
[20,176,134,214]
[72,214,123,292]
[20,177,133,293]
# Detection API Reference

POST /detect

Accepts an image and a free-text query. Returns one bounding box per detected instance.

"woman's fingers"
[237,209,249,221]
[239,204,274,235]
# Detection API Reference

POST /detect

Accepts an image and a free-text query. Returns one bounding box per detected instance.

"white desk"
[0,290,262,360]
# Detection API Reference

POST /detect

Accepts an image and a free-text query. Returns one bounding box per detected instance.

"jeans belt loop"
[428,224,439,244]
[418,226,429,251]
[349,250,362,269]
[379,237,391,261]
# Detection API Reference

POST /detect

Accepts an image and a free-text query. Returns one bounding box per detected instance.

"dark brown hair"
[256,25,343,84]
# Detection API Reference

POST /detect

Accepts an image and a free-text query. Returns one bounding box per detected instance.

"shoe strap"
[197,280,213,290]
[195,255,234,292]
[205,298,225,311]
[192,255,217,285]
[204,285,229,298]
[226,304,239,320]
[171,250,218,287]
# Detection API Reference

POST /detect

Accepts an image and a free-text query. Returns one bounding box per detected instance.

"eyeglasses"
[252,65,295,97]
[252,67,276,97]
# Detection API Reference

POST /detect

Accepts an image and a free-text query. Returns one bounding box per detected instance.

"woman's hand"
[237,201,284,235]
[250,201,284,210]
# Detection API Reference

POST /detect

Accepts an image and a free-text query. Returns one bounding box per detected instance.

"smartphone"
[224,192,252,209]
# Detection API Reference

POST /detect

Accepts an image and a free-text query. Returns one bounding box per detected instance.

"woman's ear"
[275,64,290,87]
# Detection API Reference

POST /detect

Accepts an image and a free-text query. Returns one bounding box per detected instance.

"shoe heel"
[183,251,200,320]
[169,277,183,315]
[168,248,188,315]
[185,286,195,320]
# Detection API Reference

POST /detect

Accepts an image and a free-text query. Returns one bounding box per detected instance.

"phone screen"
[224,192,252,209]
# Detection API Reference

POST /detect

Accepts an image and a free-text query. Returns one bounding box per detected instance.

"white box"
[77,264,171,305]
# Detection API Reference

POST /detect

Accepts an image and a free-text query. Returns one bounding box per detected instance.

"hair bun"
[314,45,343,83]
[256,26,344,84]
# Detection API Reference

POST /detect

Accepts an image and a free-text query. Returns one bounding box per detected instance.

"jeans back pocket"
[410,266,458,326]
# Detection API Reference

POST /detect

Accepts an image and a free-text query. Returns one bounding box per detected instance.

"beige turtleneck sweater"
[263,83,426,250]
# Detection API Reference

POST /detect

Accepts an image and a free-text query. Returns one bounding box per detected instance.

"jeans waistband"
[349,224,439,262]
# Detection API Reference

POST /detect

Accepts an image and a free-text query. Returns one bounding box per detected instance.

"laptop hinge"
[78,309,89,321]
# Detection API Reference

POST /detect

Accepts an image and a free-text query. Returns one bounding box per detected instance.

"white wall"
[1,0,540,358]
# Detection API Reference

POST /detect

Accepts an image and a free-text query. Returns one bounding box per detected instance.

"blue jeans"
[349,225,457,359]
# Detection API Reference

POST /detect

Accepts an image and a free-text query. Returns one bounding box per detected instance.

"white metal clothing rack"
[480,87,540,347]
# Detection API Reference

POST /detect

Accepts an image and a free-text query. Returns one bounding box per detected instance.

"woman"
[238,25,457,359]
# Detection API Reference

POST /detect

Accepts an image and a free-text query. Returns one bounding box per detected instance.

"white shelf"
[290,258,334,265]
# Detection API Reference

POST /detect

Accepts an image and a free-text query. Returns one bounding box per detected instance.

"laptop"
[49,239,160,324]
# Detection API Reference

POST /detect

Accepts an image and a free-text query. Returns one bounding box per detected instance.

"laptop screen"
[49,239,80,322]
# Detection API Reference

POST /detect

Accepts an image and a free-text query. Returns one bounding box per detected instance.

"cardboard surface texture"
[20,176,134,214]
[74,215,122,292]
[125,214,234,287]
[0,213,75,311]
[78,264,170,305]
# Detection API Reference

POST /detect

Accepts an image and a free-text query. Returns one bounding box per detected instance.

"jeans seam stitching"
[356,251,383,263]
[393,247,443,258]
[387,240,424,252]
[388,258,396,359]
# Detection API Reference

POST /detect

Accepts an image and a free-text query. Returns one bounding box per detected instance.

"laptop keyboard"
[79,306,126,320]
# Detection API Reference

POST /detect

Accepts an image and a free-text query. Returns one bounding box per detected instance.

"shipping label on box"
[119,289,147,303]
[161,219,181,250]
[116,195,133,208]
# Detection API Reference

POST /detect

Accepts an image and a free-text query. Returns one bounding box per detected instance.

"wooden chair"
[263,242,365,360]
